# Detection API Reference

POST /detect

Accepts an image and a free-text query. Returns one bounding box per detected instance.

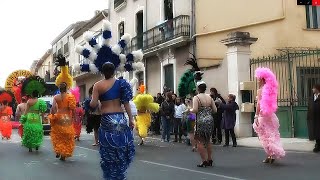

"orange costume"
[0,106,13,139]
[49,54,77,159]
[49,93,76,158]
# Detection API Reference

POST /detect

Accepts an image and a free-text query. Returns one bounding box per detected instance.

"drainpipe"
[144,0,148,92]
[191,0,196,56]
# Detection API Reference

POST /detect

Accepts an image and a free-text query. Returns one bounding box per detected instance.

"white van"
[39,96,53,135]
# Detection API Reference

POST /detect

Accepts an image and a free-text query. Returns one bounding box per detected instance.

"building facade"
[33,49,53,81]
[109,0,193,95]
[195,0,320,138]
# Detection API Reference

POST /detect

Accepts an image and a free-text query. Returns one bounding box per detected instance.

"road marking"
[76,146,99,152]
[140,160,246,180]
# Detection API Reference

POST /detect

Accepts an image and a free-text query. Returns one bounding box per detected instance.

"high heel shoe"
[269,158,275,164]
[207,160,213,166]
[262,157,270,163]
[197,161,208,167]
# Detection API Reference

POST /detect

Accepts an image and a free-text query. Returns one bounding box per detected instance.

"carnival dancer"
[253,67,285,164]
[188,81,217,167]
[133,84,160,145]
[70,87,84,141]
[0,90,15,140]
[75,19,144,179]
[49,54,76,161]
[20,76,47,152]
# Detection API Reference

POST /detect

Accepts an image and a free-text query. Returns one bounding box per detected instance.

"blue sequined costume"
[98,78,135,180]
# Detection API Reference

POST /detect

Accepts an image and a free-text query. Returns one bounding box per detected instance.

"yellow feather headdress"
[55,54,73,89]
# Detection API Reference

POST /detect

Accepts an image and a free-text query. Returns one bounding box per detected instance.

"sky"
[0,0,108,87]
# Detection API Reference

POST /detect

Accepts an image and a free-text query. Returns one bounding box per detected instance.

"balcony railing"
[125,15,190,53]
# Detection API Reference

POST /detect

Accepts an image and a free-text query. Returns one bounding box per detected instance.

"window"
[306,5,320,29]
[58,48,62,55]
[164,0,173,20]
[118,21,124,40]
[64,42,69,55]
[114,0,126,10]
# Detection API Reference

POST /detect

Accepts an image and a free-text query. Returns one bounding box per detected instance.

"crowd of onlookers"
[150,87,239,148]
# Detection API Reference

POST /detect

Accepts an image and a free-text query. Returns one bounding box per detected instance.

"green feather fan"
[22,76,46,97]
[178,70,196,98]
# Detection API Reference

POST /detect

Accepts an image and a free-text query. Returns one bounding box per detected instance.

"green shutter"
[306,5,310,29]
[312,6,318,28]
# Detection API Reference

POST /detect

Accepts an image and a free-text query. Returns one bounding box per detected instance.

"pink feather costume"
[253,67,285,159]
[70,87,84,140]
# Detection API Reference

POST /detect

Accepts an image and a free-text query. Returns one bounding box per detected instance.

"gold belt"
[56,114,72,126]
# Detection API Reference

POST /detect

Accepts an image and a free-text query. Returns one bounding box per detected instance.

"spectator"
[154,93,164,135]
[307,84,320,153]
[174,97,187,142]
[218,94,239,147]
[210,88,226,144]
[160,92,175,142]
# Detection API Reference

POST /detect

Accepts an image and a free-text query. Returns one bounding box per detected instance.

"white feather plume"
[120,33,131,45]
[102,39,111,46]
[129,77,138,87]
[112,44,121,55]
[73,63,81,72]
[133,62,145,71]
[118,63,125,72]
[123,72,129,80]
[75,45,85,54]
[132,50,144,62]
[88,51,98,61]
[102,20,112,31]
[119,54,126,64]
[89,64,99,73]
[83,31,94,42]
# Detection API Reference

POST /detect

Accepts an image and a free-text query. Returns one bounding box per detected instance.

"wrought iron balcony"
[125,15,190,54]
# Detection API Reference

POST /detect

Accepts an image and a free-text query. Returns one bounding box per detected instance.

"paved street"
[0,130,319,180]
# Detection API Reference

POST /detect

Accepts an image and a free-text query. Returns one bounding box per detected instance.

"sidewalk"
[237,137,315,152]
[146,133,315,152]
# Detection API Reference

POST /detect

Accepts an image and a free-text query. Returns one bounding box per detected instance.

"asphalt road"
[0,130,319,180]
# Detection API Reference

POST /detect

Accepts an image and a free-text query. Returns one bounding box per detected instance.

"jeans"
[161,116,171,142]
[225,128,237,146]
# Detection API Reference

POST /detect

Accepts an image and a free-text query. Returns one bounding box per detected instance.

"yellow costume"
[133,85,159,138]
[49,54,76,159]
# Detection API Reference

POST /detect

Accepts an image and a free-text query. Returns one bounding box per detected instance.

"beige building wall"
[195,0,320,96]
[146,56,161,96]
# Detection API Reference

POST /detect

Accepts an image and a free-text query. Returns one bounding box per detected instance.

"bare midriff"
[100,99,124,114]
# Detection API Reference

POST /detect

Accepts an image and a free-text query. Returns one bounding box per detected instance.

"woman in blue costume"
[75,19,144,179]
[90,62,134,180]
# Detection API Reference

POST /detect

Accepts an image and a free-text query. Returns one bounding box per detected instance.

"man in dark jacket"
[160,92,175,142]
[307,84,320,153]
[210,88,226,144]
[154,93,164,135]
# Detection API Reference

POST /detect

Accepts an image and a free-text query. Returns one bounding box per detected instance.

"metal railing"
[114,0,125,9]
[125,15,190,53]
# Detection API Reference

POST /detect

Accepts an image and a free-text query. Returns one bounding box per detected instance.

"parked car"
[39,96,53,135]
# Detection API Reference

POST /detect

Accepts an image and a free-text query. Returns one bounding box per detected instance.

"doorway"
[164,64,174,92]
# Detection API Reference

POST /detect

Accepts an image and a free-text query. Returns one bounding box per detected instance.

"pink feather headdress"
[255,67,278,116]
[70,86,80,103]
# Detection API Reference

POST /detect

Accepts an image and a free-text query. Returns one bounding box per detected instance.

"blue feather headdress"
[74,20,144,74]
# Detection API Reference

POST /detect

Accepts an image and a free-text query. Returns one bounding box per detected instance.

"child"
[219,94,239,147]
[174,97,187,142]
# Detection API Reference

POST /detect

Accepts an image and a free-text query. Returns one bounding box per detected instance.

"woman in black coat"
[218,94,239,147]
[307,84,320,153]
